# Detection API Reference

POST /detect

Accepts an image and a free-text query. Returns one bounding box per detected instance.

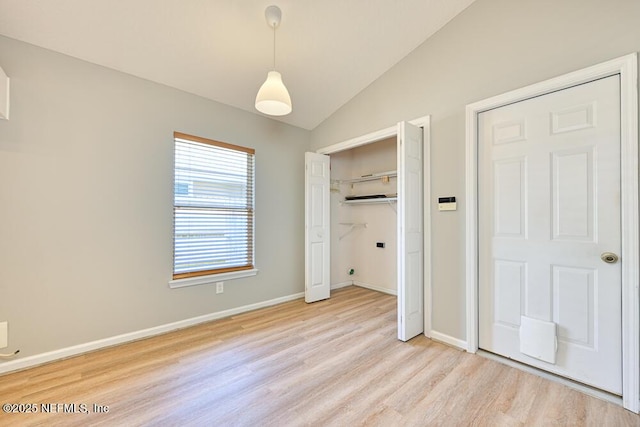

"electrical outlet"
[0,322,7,349]
[216,282,224,294]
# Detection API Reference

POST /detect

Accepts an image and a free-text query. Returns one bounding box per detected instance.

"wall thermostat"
[438,196,457,211]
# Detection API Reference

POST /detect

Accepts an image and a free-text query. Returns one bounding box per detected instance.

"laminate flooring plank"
[1,286,638,427]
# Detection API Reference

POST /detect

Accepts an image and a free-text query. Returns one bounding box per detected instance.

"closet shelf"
[341,171,397,184]
[342,197,398,205]
[338,222,368,240]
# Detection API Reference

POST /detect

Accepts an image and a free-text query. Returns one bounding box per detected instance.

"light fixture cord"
[272,23,276,70]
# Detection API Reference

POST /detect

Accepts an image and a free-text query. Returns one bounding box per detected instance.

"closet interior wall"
[329,137,397,294]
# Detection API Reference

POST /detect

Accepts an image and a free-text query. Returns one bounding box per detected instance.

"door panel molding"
[304,152,331,303]
[465,53,638,412]
[397,121,424,341]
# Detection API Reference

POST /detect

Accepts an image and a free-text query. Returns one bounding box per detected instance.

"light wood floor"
[1,286,638,426]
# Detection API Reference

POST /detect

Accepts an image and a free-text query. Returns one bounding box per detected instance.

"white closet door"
[478,75,622,394]
[397,121,424,341]
[305,152,331,303]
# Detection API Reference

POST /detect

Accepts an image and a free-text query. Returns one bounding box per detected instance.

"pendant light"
[255,5,292,116]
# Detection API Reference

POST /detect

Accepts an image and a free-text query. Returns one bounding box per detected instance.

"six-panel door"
[478,75,622,394]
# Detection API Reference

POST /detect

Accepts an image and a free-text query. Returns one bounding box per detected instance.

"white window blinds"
[173,132,255,279]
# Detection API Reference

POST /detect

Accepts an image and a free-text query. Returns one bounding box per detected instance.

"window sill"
[169,268,258,289]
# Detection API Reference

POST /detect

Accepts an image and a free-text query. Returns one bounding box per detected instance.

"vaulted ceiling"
[0,0,476,130]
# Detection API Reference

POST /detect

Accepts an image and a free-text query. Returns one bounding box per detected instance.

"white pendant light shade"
[255,5,292,116]
[255,70,292,116]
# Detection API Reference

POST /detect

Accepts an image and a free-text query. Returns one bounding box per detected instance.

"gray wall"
[0,35,309,359]
[2,0,639,363]
[310,0,640,341]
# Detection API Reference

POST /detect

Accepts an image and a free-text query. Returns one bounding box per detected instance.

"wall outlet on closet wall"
[216,282,224,294]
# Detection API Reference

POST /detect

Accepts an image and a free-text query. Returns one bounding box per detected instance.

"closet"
[305,119,429,342]
[329,137,398,295]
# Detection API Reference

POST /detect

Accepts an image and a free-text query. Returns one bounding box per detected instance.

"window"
[173,132,255,281]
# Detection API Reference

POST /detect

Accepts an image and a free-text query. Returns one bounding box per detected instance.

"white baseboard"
[331,281,353,290]
[429,330,467,350]
[353,281,397,296]
[0,292,305,375]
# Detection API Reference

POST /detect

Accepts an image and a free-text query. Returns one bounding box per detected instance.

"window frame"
[169,132,257,288]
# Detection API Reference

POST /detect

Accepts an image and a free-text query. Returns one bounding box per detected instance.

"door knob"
[601,252,619,264]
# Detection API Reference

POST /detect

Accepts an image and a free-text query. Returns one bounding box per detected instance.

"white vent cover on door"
[519,315,557,364]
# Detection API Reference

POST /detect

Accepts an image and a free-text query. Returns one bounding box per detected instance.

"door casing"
[465,53,639,412]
